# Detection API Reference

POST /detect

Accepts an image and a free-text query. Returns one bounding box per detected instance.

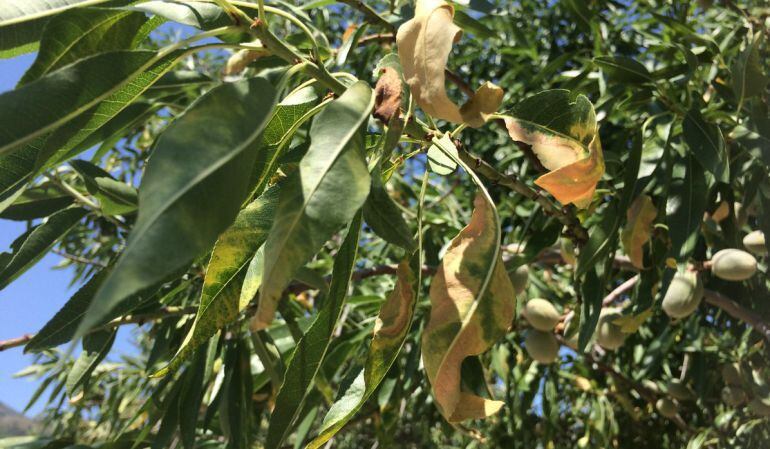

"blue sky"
[0,54,137,417]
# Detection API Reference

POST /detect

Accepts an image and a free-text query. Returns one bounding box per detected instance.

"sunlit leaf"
[621,195,657,269]
[422,193,515,422]
[504,89,604,208]
[396,0,502,127]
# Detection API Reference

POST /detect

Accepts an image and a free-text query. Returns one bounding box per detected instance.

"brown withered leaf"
[620,194,657,269]
[373,67,402,123]
[422,193,516,422]
[395,0,502,127]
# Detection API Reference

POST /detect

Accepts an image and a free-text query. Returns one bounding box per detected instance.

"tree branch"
[0,306,198,352]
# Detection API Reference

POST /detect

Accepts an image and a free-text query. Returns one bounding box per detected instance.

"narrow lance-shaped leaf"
[0,0,113,58]
[396,0,503,127]
[422,193,516,422]
[594,56,653,84]
[78,77,279,335]
[0,186,73,221]
[254,81,374,330]
[65,328,116,395]
[0,50,176,156]
[620,194,657,269]
[264,214,362,449]
[682,104,729,183]
[666,156,707,263]
[0,207,87,290]
[504,89,604,208]
[19,8,150,86]
[70,160,138,216]
[154,185,280,378]
[307,258,418,448]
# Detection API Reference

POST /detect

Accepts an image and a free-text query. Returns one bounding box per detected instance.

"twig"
[51,250,109,268]
[338,0,394,31]
[455,147,589,243]
[0,306,197,352]
[703,289,770,342]
[602,274,640,306]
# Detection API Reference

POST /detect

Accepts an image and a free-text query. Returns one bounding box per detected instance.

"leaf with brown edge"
[504,89,604,208]
[306,257,418,448]
[395,0,502,127]
[373,67,402,123]
[621,194,657,269]
[422,193,516,422]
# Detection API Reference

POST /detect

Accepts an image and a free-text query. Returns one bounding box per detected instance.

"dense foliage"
[0,0,769,448]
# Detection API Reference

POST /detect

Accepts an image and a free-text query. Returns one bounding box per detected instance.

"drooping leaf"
[620,194,657,269]
[594,56,653,84]
[731,34,770,103]
[0,207,87,290]
[0,186,73,221]
[65,328,116,395]
[307,258,417,448]
[682,104,729,182]
[363,174,416,250]
[19,8,150,86]
[264,214,362,449]
[505,89,604,208]
[396,0,503,127]
[79,77,278,334]
[34,50,185,170]
[178,348,207,449]
[422,193,516,422]
[254,81,373,330]
[154,185,280,378]
[666,156,707,262]
[0,50,178,156]
[25,268,171,352]
[0,0,113,58]
[70,159,138,216]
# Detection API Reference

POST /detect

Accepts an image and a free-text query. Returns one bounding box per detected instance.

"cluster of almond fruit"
[663,230,764,319]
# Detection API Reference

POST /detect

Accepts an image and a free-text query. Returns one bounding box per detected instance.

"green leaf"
[307,257,418,448]
[178,350,207,449]
[682,104,729,182]
[34,50,185,170]
[0,49,178,157]
[0,0,113,58]
[265,214,362,449]
[666,156,707,262]
[133,1,229,29]
[25,268,170,352]
[0,186,73,221]
[362,174,416,250]
[221,339,254,449]
[25,269,109,352]
[0,141,39,206]
[70,159,138,216]
[731,35,770,104]
[254,81,374,329]
[154,185,280,378]
[19,8,150,86]
[0,206,87,290]
[65,328,116,395]
[78,77,278,336]
[594,56,653,84]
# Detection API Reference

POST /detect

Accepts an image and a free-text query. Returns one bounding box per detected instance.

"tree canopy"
[0,0,769,448]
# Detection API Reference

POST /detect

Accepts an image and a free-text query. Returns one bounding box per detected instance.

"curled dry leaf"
[373,67,402,123]
[422,193,516,422]
[396,0,502,127]
[621,194,657,269]
[504,90,604,208]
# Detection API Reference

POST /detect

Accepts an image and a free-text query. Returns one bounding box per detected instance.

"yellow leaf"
[422,193,516,422]
[613,308,653,333]
[396,0,502,127]
[620,194,657,269]
[504,90,604,208]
